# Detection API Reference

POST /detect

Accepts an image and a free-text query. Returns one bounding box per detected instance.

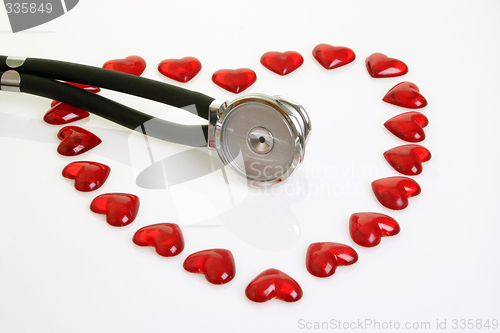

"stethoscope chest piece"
[208,94,311,187]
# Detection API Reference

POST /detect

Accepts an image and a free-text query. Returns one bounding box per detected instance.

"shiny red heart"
[90,193,140,227]
[57,126,102,156]
[371,177,421,210]
[306,242,358,278]
[158,57,202,83]
[44,103,90,125]
[102,55,146,76]
[50,82,100,107]
[183,249,235,284]
[62,161,110,192]
[312,44,356,70]
[349,212,400,247]
[212,68,257,94]
[384,145,431,175]
[366,52,408,78]
[383,81,428,109]
[245,268,303,303]
[260,51,304,76]
[384,111,429,142]
[133,223,184,257]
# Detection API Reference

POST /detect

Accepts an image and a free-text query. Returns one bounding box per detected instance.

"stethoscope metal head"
[208,94,311,187]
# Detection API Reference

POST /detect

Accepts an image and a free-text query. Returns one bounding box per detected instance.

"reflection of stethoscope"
[0,56,311,187]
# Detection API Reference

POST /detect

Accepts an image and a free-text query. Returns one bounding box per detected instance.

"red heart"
[44,103,90,125]
[90,193,140,227]
[349,213,400,247]
[383,81,428,109]
[64,82,101,94]
[260,51,304,76]
[312,44,356,70]
[133,223,184,257]
[306,242,358,278]
[183,249,235,284]
[57,126,102,156]
[371,177,421,210]
[212,68,257,94]
[245,268,303,303]
[158,57,202,83]
[62,161,110,192]
[102,55,147,76]
[50,82,100,107]
[366,52,408,78]
[384,111,429,142]
[384,145,431,175]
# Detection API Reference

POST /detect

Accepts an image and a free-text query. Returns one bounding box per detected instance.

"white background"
[1,1,499,332]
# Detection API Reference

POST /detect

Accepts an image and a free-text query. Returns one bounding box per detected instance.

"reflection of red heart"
[366,52,408,78]
[312,44,356,70]
[383,81,428,109]
[384,111,429,142]
[212,68,257,94]
[44,103,90,125]
[62,161,110,192]
[306,242,358,278]
[372,177,421,210]
[50,82,100,107]
[260,51,303,76]
[57,126,102,156]
[158,57,202,83]
[133,223,184,257]
[102,55,146,76]
[90,193,140,227]
[183,249,235,284]
[384,145,431,175]
[349,213,400,247]
[245,268,302,303]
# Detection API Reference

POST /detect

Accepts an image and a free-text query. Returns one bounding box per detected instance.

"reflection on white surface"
[128,123,309,251]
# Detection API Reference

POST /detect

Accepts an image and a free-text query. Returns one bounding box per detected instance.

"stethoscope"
[0,56,311,187]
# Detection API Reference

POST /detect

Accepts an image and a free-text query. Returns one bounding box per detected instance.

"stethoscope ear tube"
[0,55,215,120]
[0,69,208,147]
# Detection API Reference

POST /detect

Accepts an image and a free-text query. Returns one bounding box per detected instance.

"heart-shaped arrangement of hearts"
[37,47,431,304]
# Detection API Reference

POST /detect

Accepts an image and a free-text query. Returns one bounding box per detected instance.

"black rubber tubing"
[0,56,215,120]
[1,70,208,147]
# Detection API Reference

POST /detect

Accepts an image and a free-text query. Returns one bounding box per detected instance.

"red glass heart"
[212,68,257,94]
[245,268,302,303]
[62,161,110,192]
[103,55,147,76]
[349,212,400,247]
[133,223,184,257]
[44,102,90,125]
[90,193,140,227]
[366,52,408,78]
[306,242,358,278]
[158,57,202,83]
[384,145,431,175]
[183,249,235,284]
[384,112,429,142]
[57,126,102,156]
[371,177,421,210]
[50,82,100,107]
[312,44,356,70]
[383,81,428,109]
[260,51,304,76]
[65,82,101,93]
